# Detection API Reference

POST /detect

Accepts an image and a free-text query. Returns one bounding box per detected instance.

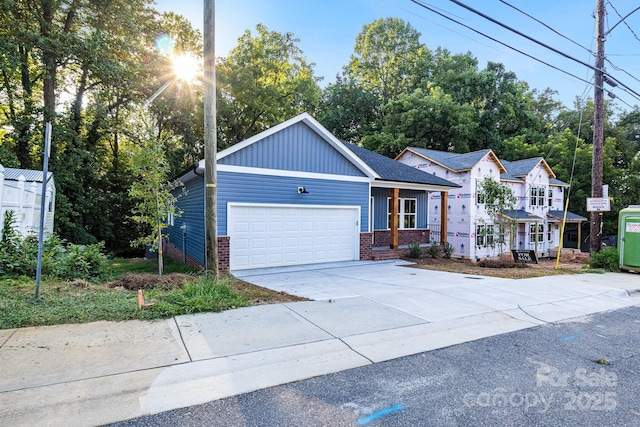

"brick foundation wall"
[218,236,230,274]
[374,229,431,247]
[360,232,373,260]
[163,238,203,270]
[163,236,230,274]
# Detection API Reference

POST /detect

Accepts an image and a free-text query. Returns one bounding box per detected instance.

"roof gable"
[400,147,506,173]
[502,157,555,179]
[345,143,460,188]
[217,113,373,178]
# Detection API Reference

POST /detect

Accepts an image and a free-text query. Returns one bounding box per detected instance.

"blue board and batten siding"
[217,171,369,234]
[167,176,206,267]
[371,188,430,230]
[168,172,370,267]
[219,122,365,177]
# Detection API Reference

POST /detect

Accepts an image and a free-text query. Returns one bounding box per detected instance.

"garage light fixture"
[297,186,309,194]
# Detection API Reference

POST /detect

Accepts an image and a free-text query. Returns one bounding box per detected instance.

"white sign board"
[587,197,611,212]
[626,222,640,233]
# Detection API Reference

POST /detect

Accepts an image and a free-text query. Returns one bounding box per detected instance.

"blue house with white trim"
[166,113,460,272]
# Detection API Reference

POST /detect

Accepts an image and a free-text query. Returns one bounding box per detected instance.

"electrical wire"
[409,0,637,108]
[409,1,597,90]
[498,0,594,56]
[607,2,640,55]
[445,0,640,102]
[498,0,639,104]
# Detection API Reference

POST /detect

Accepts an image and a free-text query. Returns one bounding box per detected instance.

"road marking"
[357,404,405,425]
[559,334,581,341]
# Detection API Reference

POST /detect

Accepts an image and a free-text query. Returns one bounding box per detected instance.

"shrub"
[0,209,109,280]
[442,242,455,259]
[427,242,441,258]
[590,247,619,272]
[408,242,423,258]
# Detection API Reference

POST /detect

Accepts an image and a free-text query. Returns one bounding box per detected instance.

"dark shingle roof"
[548,210,587,221]
[502,158,544,177]
[408,148,493,172]
[549,178,568,186]
[344,143,460,188]
[502,209,545,221]
[3,168,53,183]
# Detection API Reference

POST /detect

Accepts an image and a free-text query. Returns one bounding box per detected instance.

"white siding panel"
[229,203,360,270]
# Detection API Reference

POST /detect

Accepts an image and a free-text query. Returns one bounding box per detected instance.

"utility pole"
[204,0,219,276]
[590,0,605,253]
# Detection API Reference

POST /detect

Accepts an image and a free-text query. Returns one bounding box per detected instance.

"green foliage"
[442,242,455,259]
[0,273,249,329]
[476,176,516,250]
[157,277,248,315]
[0,210,20,252]
[347,17,430,104]
[217,24,321,147]
[0,211,109,280]
[408,242,423,258]
[370,86,477,156]
[126,110,186,275]
[427,242,441,258]
[590,247,619,272]
[317,76,380,143]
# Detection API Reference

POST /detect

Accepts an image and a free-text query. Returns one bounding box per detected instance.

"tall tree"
[362,87,477,157]
[217,24,321,146]
[346,17,432,106]
[316,76,379,143]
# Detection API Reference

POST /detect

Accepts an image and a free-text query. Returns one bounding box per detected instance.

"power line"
[409,1,597,89]
[605,58,640,86]
[607,1,640,44]
[498,0,594,56]
[445,0,640,102]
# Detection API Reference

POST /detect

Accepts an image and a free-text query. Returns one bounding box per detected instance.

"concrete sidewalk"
[1,261,639,426]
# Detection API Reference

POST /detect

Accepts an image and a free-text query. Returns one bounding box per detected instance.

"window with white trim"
[530,223,544,243]
[476,181,485,204]
[486,224,495,246]
[498,224,506,244]
[476,224,485,247]
[530,186,545,207]
[548,187,553,207]
[387,197,417,229]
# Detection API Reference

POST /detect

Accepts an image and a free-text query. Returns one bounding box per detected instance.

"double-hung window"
[387,198,417,229]
[530,186,545,207]
[529,224,544,243]
[476,224,495,247]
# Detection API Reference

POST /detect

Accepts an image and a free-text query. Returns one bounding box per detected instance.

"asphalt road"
[110,305,640,427]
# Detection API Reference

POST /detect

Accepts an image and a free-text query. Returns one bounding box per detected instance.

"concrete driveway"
[233,260,639,324]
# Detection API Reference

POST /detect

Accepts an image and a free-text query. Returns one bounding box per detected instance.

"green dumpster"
[619,205,640,272]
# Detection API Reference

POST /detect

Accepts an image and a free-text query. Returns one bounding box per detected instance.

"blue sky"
[154,0,640,111]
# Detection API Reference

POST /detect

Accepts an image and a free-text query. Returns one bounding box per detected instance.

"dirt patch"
[404,253,590,279]
[228,278,310,305]
[106,272,308,305]
[106,272,195,290]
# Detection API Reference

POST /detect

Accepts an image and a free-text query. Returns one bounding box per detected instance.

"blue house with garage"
[165,113,460,272]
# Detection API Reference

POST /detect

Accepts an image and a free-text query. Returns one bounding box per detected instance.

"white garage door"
[229,204,360,270]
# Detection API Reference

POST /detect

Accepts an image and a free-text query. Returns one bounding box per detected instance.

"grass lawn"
[0,257,306,329]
